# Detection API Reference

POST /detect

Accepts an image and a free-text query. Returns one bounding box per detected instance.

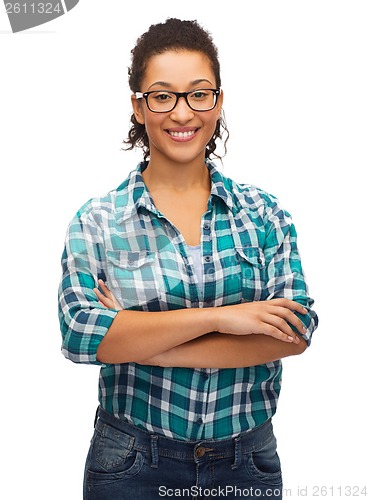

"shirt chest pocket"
[105,250,164,309]
[235,246,266,302]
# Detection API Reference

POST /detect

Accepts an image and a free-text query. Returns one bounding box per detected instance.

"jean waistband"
[95,406,275,468]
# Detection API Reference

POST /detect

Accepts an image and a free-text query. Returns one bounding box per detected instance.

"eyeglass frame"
[134,88,221,113]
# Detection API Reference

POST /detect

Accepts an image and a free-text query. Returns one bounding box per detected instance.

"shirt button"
[204,255,211,263]
[202,371,209,380]
[196,417,203,425]
[204,223,210,230]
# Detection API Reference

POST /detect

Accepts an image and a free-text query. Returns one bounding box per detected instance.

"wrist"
[208,305,222,333]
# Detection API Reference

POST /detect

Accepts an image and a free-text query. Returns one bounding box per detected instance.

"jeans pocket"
[244,436,282,485]
[86,423,143,478]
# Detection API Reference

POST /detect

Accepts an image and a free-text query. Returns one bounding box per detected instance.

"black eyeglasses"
[135,88,221,113]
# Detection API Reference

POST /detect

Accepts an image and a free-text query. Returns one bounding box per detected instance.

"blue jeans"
[83,407,283,499]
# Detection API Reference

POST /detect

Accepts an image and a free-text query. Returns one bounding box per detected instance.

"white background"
[1,1,368,498]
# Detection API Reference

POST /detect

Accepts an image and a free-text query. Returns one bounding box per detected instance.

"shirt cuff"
[291,308,318,347]
[62,307,119,366]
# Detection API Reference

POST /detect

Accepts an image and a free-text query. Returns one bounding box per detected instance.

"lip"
[165,127,200,143]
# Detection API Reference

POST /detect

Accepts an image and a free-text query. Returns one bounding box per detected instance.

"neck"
[142,155,210,193]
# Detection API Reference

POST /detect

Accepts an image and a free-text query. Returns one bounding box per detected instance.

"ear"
[131,94,145,125]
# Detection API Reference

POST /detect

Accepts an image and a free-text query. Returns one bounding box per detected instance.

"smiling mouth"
[166,128,199,141]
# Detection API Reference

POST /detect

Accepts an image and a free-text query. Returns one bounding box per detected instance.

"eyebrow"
[147,79,214,90]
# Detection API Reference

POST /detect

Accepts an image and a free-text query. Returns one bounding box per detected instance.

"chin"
[171,152,206,165]
[166,143,209,164]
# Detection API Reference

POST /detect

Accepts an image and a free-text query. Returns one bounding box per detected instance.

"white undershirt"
[187,244,203,300]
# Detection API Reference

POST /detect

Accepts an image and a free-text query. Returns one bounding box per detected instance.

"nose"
[169,96,195,123]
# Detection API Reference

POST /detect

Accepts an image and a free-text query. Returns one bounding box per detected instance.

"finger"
[93,287,106,301]
[268,298,308,315]
[268,306,307,336]
[98,279,110,295]
[261,314,300,343]
[266,313,300,344]
[98,279,115,302]
[255,322,297,344]
[93,287,112,307]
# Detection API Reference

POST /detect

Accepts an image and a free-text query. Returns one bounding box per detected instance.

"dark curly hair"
[123,18,229,160]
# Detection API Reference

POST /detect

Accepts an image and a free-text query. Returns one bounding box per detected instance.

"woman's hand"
[93,279,122,310]
[213,298,307,344]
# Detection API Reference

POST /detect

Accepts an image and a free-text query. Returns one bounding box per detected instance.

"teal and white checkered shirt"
[58,159,318,440]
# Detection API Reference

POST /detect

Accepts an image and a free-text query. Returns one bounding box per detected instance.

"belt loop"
[93,406,99,428]
[231,436,242,470]
[150,434,159,468]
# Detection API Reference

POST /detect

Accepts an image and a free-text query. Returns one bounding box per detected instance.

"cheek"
[205,109,220,127]
[203,113,219,137]
[143,113,165,136]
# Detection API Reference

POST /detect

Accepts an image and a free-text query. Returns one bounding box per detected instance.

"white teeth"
[169,130,196,138]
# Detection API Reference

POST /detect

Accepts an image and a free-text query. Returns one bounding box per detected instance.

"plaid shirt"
[58,160,318,440]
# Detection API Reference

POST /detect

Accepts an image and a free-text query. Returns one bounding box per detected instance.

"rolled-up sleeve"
[58,204,118,364]
[261,194,318,346]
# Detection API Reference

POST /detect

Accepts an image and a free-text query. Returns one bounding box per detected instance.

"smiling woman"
[58,17,318,500]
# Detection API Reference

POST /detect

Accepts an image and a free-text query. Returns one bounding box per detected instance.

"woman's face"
[132,50,223,167]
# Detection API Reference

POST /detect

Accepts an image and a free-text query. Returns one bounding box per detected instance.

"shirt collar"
[206,159,235,212]
[115,159,235,224]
